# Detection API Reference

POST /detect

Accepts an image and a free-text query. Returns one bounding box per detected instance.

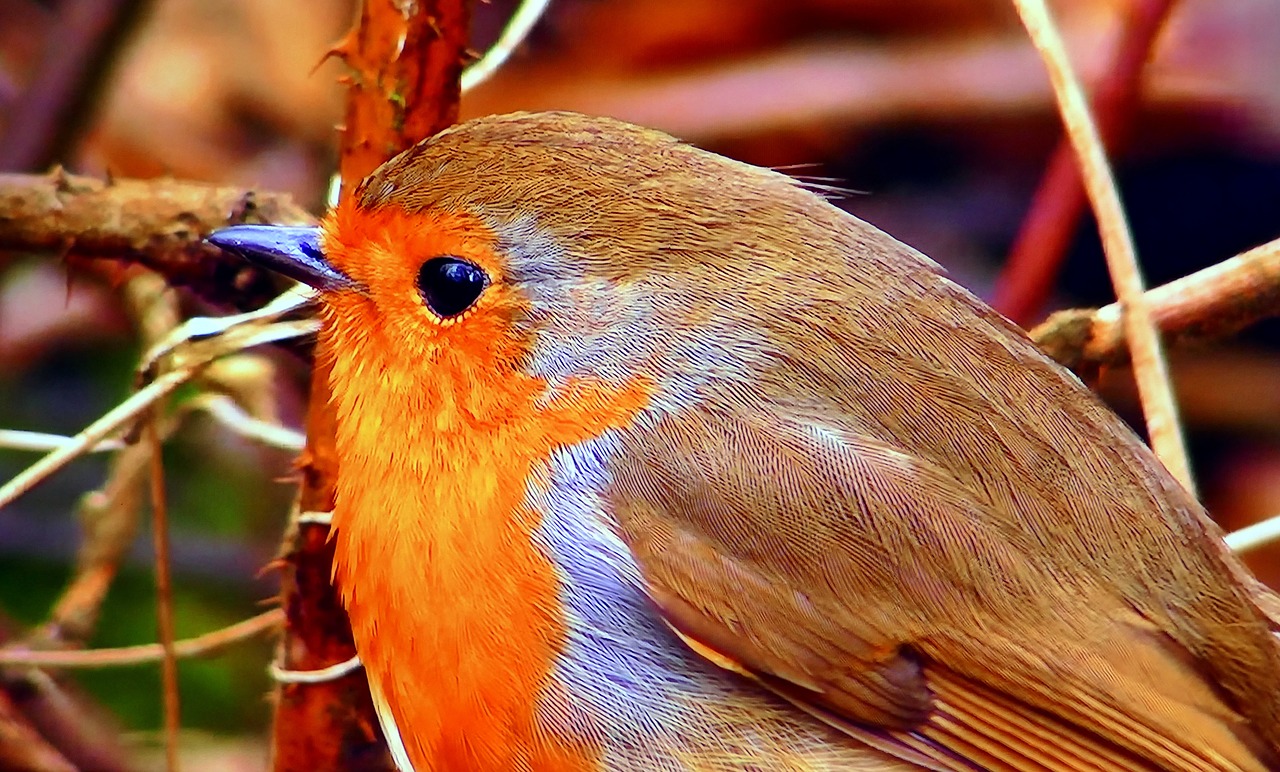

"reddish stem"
[992,0,1179,326]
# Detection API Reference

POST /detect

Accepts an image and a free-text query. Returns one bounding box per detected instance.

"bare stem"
[0,611,282,669]
[145,417,180,772]
[0,368,195,510]
[461,0,552,92]
[1032,236,1280,370]
[1011,0,1194,494]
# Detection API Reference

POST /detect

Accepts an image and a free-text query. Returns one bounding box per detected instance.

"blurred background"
[1,0,1279,768]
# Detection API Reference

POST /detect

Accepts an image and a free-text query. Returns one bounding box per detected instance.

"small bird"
[211,111,1280,772]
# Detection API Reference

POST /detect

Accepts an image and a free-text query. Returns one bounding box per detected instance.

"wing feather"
[608,404,1271,770]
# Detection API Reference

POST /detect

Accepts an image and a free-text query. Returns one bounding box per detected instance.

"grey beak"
[206,225,353,292]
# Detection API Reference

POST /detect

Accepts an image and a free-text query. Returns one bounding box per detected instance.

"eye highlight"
[416,256,488,319]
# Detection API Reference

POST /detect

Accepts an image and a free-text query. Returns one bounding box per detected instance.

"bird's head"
[209,111,888,427]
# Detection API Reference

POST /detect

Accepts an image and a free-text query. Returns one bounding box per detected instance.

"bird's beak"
[206,225,354,292]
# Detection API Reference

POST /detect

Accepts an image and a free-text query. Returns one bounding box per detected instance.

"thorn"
[49,165,71,193]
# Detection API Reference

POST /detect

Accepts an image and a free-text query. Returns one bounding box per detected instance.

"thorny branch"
[0,170,315,312]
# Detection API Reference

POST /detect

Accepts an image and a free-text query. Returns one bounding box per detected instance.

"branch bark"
[270,2,471,770]
[0,170,315,311]
[1032,236,1280,372]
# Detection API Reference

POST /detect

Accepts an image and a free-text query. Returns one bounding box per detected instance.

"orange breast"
[321,303,651,769]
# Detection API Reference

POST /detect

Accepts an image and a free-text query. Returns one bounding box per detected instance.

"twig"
[35,277,305,648]
[138,285,316,379]
[295,511,333,526]
[190,395,305,452]
[994,0,1179,325]
[270,654,363,684]
[41,273,180,644]
[0,368,194,510]
[0,0,153,171]
[1226,515,1280,555]
[44,424,151,644]
[461,0,553,92]
[1032,236,1280,370]
[0,611,282,669]
[144,417,180,772]
[0,171,316,312]
[0,431,123,454]
[4,387,306,468]
[1012,0,1194,493]
[0,310,315,511]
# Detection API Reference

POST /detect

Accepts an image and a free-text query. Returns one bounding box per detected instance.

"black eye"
[416,256,488,318]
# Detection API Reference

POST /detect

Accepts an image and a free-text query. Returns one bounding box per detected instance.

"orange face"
[320,201,530,379]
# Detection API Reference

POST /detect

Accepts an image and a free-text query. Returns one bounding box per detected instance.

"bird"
[209,111,1280,772]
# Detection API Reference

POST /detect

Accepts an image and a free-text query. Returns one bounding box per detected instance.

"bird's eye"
[416,256,488,318]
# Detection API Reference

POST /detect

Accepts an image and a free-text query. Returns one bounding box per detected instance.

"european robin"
[210,111,1280,771]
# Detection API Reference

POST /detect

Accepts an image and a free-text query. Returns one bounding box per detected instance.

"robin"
[210,111,1280,771]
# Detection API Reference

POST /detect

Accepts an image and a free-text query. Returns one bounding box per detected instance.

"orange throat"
[318,317,649,770]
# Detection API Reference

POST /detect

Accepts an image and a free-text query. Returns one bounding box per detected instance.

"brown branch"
[270,384,376,771]
[332,0,470,189]
[0,611,282,669]
[43,438,147,644]
[0,0,153,171]
[0,170,316,312]
[270,2,471,771]
[993,0,1178,325]
[1032,236,1280,371]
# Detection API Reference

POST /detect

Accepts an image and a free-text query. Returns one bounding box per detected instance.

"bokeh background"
[1,0,1279,768]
